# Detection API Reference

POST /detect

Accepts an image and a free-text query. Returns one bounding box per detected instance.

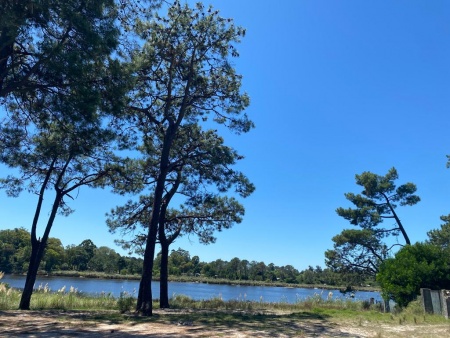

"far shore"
[7,271,380,293]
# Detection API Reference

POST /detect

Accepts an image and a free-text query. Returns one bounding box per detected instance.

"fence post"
[441,290,450,319]
[421,288,433,314]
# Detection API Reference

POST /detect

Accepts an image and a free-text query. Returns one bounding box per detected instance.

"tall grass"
[169,291,378,313]
[0,282,377,313]
[0,272,444,327]
[0,271,21,310]
[0,274,118,311]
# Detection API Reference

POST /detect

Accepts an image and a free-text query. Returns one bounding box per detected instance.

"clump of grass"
[290,292,367,312]
[170,294,257,311]
[402,299,424,316]
[170,294,196,308]
[28,285,118,311]
[0,272,21,310]
[117,291,136,313]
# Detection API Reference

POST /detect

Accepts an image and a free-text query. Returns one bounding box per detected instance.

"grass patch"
[1,287,449,337]
[0,276,448,335]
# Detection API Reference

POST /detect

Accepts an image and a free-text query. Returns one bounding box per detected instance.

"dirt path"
[1,310,449,337]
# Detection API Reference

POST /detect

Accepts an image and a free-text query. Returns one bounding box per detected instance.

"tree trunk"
[19,198,61,309]
[19,163,59,310]
[385,196,411,245]
[159,240,170,308]
[136,123,178,315]
[135,171,167,315]
[135,222,158,315]
[158,172,181,309]
[19,239,44,309]
[135,49,188,313]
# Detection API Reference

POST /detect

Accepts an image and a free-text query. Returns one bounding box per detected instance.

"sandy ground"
[1,310,450,337]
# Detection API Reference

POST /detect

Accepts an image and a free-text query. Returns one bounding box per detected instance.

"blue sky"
[2,0,450,271]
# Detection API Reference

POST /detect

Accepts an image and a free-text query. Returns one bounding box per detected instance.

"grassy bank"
[2,282,378,313]
[1,278,449,338]
[0,277,432,319]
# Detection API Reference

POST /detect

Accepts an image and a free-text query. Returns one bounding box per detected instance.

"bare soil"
[0,309,449,337]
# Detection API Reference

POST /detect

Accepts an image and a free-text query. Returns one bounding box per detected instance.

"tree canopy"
[108,1,254,316]
[0,0,120,102]
[326,167,420,276]
[0,0,254,316]
[426,214,450,249]
[0,0,130,310]
[377,242,450,308]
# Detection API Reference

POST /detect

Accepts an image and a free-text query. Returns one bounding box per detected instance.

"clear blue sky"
[1,0,450,271]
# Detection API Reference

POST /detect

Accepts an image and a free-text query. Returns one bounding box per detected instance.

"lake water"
[1,274,382,304]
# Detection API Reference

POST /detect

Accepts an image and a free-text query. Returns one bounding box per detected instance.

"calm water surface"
[2,274,381,303]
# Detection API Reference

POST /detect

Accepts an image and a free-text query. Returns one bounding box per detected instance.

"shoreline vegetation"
[0,280,447,338]
[12,270,380,293]
[1,228,379,293]
[2,273,448,337]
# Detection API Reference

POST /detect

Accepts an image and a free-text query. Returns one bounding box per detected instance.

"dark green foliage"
[108,0,254,315]
[0,0,130,310]
[0,228,144,276]
[65,240,97,271]
[325,229,388,276]
[0,228,30,273]
[336,167,419,244]
[42,238,65,273]
[87,247,118,273]
[0,228,65,273]
[427,214,450,249]
[327,168,420,276]
[377,243,450,308]
[0,0,120,100]
[0,227,376,287]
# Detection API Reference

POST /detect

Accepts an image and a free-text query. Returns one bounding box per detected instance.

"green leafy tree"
[0,31,123,310]
[168,248,191,275]
[326,168,420,277]
[108,191,248,308]
[226,258,242,280]
[426,214,450,249]
[0,0,162,101]
[65,239,98,271]
[277,265,299,284]
[114,1,252,315]
[238,259,249,280]
[325,229,388,276]
[0,0,121,103]
[123,256,143,275]
[41,237,65,273]
[248,261,267,281]
[377,243,450,307]
[88,246,121,273]
[0,228,30,273]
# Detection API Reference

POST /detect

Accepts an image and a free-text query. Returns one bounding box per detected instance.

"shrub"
[377,243,450,307]
[117,291,135,313]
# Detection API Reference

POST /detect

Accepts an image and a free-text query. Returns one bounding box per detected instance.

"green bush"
[377,243,450,307]
[117,291,135,313]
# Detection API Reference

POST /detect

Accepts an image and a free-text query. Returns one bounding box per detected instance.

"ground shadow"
[0,309,365,337]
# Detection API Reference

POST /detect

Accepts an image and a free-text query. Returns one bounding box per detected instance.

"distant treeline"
[0,228,374,287]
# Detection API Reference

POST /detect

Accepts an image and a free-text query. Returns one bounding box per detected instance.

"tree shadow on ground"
[154,310,360,337]
[0,309,364,337]
[77,309,363,337]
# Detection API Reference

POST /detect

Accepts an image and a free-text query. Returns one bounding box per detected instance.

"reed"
[0,275,445,327]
